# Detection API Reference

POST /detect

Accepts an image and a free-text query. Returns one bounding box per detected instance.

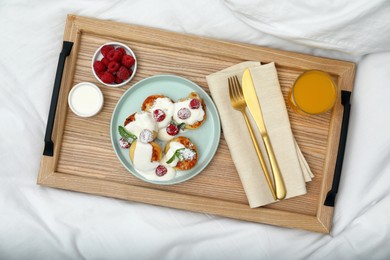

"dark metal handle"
[43,41,73,156]
[324,91,352,207]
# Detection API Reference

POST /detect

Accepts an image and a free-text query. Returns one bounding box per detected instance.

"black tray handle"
[43,41,73,156]
[324,90,352,207]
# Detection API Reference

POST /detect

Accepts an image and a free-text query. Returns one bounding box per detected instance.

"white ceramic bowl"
[91,42,137,88]
[68,82,104,117]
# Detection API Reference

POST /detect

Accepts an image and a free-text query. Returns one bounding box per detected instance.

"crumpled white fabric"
[224,0,390,55]
[1,0,390,259]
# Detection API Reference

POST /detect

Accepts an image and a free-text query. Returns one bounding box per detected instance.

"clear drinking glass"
[289,70,338,115]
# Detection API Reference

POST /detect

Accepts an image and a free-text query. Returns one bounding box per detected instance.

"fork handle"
[262,134,286,200]
[242,112,277,200]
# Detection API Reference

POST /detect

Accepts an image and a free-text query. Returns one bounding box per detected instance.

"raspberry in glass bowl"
[91,42,137,87]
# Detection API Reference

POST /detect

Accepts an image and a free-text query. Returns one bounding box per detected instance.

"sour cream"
[68,82,103,117]
[133,142,176,181]
[157,127,178,141]
[125,111,157,138]
[173,99,205,125]
[151,97,175,129]
[133,142,160,172]
[141,163,176,181]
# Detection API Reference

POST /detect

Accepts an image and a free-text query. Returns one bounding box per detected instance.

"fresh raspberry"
[116,47,126,56]
[107,49,123,62]
[97,71,105,79]
[101,57,110,66]
[117,66,130,80]
[93,60,106,73]
[100,71,115,84]
[128,68,133,77]
[153,109,166,122]
[139,129,154,143]
[155,165,168,176]
[121,55,135,68]
[115,77,123,84]
[101,45,114,57]
[119,138,130,149]
[177,108,191,119]
[189,99,201,109]
[107,61,120,72]
[166,123,179,136]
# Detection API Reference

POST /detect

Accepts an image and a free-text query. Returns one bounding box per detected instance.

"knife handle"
[242,112,277,200]
[262,134,287,200]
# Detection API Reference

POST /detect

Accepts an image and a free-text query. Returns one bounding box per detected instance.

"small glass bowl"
[91,42,137,88]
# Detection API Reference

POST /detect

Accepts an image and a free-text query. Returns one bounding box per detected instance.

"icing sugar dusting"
[139,129,154,143]
[178,148,196,161]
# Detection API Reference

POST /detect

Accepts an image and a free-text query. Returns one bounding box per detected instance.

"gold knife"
[242,68,286,200]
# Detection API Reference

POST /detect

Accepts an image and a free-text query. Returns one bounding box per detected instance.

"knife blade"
[242,68,267,135]
[242,68,286,200]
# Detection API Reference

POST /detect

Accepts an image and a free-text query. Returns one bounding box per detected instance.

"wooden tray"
[38,15,355,233]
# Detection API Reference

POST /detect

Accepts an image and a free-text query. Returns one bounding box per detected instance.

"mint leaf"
[166,148,185,164]
[118,126,137,142]
[178,123,186,130]
[166,154,176,164]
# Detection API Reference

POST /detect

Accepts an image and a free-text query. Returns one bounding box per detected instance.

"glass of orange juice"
[289,70,338,115]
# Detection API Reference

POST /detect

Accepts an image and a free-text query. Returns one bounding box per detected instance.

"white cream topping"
[157,128,175,141]
[133,142,159,172]
[151,97,174,129]
[133,142,176,181]
[142,163,176,181]
[157,125,187,141]
[173,99,205,125]
[125,111,157,139]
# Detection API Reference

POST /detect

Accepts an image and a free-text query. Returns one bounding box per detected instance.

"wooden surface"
[38,15,355,233]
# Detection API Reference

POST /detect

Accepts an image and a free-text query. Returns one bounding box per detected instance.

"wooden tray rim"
[38,15,356,233]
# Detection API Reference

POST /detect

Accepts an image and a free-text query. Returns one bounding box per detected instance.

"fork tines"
[228,76,244,103]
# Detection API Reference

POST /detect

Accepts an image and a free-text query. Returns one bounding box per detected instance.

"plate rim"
[110,74,221,185]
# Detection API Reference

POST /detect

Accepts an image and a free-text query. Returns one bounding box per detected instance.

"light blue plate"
[110,75,221,185]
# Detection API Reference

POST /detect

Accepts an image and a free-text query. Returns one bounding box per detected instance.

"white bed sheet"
[1,0,390,259]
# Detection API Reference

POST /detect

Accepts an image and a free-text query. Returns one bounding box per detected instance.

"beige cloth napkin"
[206,61,313,208]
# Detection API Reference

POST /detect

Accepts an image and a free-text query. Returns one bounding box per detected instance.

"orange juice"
[291,70,337,115]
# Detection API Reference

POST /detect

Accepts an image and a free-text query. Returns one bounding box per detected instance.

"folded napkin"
[206,61,313,208]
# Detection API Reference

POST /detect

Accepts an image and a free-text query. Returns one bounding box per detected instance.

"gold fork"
[228,76,277,200]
